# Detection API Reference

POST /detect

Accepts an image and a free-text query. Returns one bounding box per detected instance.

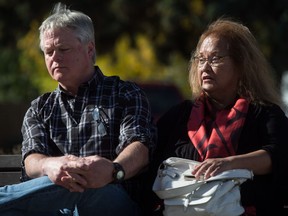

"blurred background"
[0,0,288,154]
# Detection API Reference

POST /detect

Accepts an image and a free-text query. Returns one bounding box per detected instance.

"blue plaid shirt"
[21,66,156,193]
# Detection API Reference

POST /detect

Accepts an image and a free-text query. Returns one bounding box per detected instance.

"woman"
[151,18,288,216]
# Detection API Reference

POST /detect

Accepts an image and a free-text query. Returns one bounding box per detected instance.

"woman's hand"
[191,157,233,180]
[192,150,272,180]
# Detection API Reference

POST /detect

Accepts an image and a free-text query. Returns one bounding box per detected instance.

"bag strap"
[164,157,253,182]
[206,169,253,182]
[153,178,206,199]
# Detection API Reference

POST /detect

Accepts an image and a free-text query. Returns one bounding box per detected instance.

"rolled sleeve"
[117,82,157,160]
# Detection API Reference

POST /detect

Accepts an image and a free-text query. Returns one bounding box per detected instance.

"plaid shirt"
[21,66,156,193]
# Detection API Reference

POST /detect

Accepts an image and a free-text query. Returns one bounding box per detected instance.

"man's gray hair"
[39,2,96,61]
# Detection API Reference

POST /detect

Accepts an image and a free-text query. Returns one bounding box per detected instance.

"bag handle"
[153,178,205,199]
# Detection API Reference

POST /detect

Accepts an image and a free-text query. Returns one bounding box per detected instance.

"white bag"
[152,157,253,216]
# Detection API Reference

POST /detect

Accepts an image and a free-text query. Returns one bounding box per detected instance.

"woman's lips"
[202,75,213,81]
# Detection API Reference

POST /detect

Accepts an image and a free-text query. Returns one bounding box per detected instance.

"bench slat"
[0,155,22,186]
[0,155,22,169]
[0,172,22,185]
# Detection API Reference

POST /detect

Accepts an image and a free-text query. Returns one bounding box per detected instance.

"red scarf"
[187,96,249,161]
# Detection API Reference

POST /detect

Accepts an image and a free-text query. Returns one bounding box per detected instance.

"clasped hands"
[47,155,114,192]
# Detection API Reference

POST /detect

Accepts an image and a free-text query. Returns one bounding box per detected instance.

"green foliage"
[1,0,288,102]
[17,21,57,94]
[97,34,191,98]
[0,47,39,102]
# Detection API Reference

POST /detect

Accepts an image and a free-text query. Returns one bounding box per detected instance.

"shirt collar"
[56,66,105,96]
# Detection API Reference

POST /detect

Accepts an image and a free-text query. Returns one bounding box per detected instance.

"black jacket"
[150,100,288,216]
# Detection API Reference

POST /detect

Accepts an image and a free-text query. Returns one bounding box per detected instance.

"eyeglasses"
[194,55,229,67]
[92,107,109,135]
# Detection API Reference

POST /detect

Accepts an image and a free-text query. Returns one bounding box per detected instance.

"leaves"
[0,0,288,102]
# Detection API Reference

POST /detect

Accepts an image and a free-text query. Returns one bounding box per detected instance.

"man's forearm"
[24,153,49,178]
[113,141,149,179]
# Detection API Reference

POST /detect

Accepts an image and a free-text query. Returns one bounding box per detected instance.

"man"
[0,2,156,216]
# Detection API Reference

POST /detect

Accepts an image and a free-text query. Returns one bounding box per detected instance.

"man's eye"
[45,50,53,56]
[60,48,69,52]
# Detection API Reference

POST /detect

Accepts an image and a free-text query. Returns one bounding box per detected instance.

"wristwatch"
[112,162,125,183]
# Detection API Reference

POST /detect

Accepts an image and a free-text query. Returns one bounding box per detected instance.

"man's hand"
[25,154,88,192]
[46,155,90,192]
[61,155,114,190]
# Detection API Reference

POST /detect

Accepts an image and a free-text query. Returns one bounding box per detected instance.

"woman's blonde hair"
[189,18,283,107]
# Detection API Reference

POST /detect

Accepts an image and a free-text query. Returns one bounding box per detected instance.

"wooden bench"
[0,154,22,186]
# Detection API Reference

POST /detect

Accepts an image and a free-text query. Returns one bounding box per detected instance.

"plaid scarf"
[187,95,249,161]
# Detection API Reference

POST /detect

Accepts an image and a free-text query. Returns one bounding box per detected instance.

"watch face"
[113,162,125,182]
[116,170,125,180]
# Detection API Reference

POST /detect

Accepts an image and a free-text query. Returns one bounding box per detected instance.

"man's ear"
[87,41,95,58]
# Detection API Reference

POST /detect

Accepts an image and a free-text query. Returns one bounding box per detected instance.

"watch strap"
[112,162,125,183]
